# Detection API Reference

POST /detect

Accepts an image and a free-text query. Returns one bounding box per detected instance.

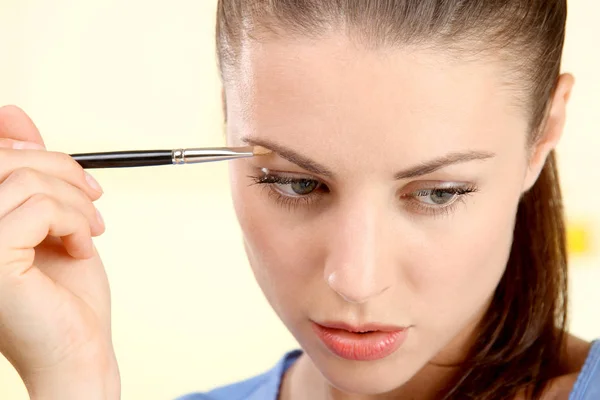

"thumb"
[0,105,46,149]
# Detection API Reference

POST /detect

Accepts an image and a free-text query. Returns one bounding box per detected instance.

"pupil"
[291,180,317,195]
[431,189,453,204]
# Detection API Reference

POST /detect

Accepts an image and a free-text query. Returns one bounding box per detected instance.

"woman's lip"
[311,321,409,361]
[317,321,407,333]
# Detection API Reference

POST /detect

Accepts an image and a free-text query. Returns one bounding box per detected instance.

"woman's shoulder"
[566,336,600,399]
[527,335,600,400]
[175,350,302,400]
[174,338,600,400]
[174,372,271,400]
[564,335,593,373]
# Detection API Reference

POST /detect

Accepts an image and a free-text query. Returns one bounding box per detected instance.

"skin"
[224,33,582,399]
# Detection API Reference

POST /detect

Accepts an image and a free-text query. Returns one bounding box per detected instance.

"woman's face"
[225,34,560,394]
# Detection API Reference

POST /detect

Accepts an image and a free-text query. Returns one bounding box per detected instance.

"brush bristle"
[252,145,272,156]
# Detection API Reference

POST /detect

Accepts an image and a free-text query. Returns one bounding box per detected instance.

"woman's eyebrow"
[393,151,496,180]
[242,136,495,180]
[242,137,335,178]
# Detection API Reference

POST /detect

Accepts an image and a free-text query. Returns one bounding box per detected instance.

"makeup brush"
[70,146,271,169]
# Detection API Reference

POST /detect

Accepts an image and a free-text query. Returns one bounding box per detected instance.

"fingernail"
[96,208,105,227]
[85,172,103,193]
[11,140,45,150]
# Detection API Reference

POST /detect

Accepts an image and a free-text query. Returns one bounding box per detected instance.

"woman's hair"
[215,1,569,399]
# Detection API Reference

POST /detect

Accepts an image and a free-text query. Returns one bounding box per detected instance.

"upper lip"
[315,320,407,333]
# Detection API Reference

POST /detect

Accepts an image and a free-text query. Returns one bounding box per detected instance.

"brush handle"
[71,150,172,169]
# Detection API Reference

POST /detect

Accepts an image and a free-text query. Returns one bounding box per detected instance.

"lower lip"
[312,323,408,361]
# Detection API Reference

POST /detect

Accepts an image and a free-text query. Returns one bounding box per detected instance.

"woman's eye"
[250,172,477,214]
[276,179,321,196]
[250,172,326,198]
[415,189,459,205]
[249,171,328,210]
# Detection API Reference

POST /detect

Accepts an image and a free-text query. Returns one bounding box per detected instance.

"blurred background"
[0,1,598,398]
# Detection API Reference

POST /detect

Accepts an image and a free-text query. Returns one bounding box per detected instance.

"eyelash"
[248,173,478,216]
[249,174,329,210]
[401,186,478,216]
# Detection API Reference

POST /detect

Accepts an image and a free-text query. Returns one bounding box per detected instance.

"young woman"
[0,0,598,399]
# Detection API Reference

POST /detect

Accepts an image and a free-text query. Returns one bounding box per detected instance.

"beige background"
[0,1,599,399]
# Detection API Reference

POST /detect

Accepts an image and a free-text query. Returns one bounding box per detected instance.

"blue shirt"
[177,341,600,400]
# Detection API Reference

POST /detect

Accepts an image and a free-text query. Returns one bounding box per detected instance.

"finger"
[0,138,45,150]
[0,148,103,201]
[0,194,94,277]
[0,168,105,237]
[0,105,46,149]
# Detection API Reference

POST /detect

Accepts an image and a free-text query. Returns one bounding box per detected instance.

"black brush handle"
[70,150,172,169]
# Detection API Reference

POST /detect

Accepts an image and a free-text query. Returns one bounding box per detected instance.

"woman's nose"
[324,200,394,304]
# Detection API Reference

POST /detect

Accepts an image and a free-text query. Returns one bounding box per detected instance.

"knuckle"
[28,193,58,213]
[7,167,44,188]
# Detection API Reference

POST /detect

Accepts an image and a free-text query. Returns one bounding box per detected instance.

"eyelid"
[257,167,328,184]
[399,180,468,194]
[400,182,477,200]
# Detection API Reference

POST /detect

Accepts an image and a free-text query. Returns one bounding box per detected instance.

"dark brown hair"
[215,1,569,399]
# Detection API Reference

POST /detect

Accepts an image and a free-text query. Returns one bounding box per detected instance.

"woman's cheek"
[232,175,324,313]
[405,194,517,335]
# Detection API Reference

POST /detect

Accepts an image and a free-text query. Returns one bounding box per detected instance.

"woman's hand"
[0,105,120,399]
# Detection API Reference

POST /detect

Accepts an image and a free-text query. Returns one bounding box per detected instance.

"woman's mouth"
[311,321,409,361]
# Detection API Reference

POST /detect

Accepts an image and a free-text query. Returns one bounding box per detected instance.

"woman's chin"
[321,365,412,395]
[305,348,418,396]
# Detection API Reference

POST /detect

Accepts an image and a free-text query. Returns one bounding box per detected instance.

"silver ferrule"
[171,146,255,165]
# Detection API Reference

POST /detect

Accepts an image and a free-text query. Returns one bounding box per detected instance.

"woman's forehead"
[224,36,528,159]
